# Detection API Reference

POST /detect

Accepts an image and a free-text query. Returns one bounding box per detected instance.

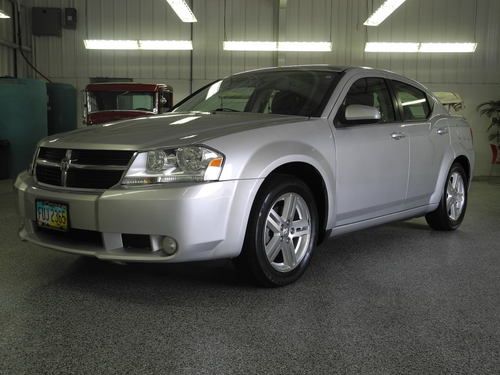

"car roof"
[232,65,351,75]
[231,65,430,93]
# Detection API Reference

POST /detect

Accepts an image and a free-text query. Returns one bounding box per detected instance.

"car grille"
[35,147,135,189]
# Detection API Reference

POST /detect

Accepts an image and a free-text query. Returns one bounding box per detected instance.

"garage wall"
[0,0,35,78]
[0,0,15,76]
[26,0,500,175]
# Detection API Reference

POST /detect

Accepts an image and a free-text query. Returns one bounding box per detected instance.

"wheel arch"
[431,153,472,205]
[257,161,330,244]
[454,155,471,185]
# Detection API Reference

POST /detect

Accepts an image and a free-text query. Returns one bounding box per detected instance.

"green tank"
[47,83,77,135]
[0,78,47,178]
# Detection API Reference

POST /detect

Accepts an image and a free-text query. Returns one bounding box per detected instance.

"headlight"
[121,146,224,185]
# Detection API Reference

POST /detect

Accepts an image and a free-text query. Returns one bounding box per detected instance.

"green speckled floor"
[0,179,499,374]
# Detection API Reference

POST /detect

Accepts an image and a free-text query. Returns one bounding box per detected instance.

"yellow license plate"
[36,200,69,231]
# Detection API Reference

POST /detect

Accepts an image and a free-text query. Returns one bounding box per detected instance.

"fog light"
[162,236,178,256]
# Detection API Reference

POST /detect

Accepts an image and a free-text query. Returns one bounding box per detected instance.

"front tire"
[237,175,318,287]
[425,162,468,231]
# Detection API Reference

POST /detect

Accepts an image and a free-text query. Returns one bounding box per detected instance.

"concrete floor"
[0,179,499,374]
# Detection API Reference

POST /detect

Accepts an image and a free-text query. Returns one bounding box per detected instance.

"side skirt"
[329,204,438,238]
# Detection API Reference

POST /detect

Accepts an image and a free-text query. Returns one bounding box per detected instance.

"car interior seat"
[271,91,307,115]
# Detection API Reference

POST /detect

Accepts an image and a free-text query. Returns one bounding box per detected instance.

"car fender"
[429,119,474,205]
[206,121,337,231]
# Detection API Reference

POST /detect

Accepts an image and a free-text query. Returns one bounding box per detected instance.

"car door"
[390,80,449,208]
[333,77,410,226]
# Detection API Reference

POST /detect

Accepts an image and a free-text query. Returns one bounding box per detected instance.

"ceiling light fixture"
[223,41,332,52]
[223,41,277,51]
[278,42,332,52]
[84,40,139,50]
[364,0,406,26]
[165,0,197,23]
[365,42,478,53]
[0,10,11,18]
[139,40,193,50]
[365,42,419,53]
[84,40,193,51]
[419,43,477,53]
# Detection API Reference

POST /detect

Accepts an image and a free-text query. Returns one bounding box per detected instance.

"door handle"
[437,127,449,135]
[391,132,406,140]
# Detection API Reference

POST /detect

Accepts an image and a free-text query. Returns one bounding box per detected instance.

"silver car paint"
[15,66,474,262]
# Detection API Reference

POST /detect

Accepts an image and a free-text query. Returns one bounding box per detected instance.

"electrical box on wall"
[64,8,77,29]
[32,7,62,36]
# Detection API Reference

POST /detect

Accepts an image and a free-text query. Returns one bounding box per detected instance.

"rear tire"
[425,162,468,231]
[236,175,318,287]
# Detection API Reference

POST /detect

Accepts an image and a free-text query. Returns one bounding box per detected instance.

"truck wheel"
[425,162,468,231]
[238,175,318,287]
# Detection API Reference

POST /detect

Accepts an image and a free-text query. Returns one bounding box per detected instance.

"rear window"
[392,81,431,121]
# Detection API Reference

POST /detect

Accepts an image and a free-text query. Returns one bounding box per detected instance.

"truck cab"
[83,83,173,125]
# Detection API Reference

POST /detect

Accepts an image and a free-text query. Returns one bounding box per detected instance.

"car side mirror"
[344,104,381,123]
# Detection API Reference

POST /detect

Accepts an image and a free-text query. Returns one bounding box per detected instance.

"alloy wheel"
[264,192,312,272]
[446,171,465,221]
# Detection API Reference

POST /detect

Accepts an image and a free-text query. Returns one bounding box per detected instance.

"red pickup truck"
[83,83,173,125]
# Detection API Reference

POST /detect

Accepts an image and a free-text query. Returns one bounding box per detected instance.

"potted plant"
[477,100,500,145]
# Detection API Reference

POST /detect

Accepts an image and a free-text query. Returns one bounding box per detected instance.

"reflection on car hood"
[42,112,308,150]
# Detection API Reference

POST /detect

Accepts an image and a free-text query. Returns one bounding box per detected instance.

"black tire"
[236,175,318,287]
[425,162,468,231]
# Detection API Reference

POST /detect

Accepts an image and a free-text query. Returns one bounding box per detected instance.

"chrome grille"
[35,147,135,189]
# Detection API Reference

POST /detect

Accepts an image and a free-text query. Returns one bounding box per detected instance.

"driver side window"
[338,77,395,124]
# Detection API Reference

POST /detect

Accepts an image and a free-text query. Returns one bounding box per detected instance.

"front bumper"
[15,172,260,262]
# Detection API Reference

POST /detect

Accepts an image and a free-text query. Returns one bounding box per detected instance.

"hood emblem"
[60,150,72,186]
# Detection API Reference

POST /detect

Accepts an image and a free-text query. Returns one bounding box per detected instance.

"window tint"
[339,78,395,123]
[190,86,255,112]
[392,81,430,121]
[174,70,339,117]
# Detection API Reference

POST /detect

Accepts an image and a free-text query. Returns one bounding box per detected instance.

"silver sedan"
[15,66,474,286]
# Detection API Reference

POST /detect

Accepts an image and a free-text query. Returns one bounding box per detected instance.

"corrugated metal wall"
[0,0,15,76]
[27,0,500,82]
[22,0,500,174]
[27,0,500,89]
[0,0,35,78]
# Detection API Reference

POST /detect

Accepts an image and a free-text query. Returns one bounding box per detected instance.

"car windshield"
[88,91,156,113]
[174,70,340,117]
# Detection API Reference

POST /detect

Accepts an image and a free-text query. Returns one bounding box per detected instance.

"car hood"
[42,112,308,150]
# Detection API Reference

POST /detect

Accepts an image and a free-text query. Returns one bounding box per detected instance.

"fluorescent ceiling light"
[419,43,477,53]
[84,40,193,50]
[84,40,139,50]
[139,40,193,50]
[365,42,478,53]
[278,42,332,52]
[166,0,197,22]
[365,42,419,53]
[0,10,11,18]
[224,41,277,51]
[364,0,406,26]
[223,41,332,52]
